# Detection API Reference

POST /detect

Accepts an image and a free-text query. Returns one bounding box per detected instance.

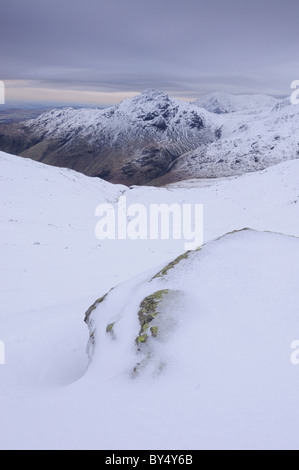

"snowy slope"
[86,230,299,450]
[194,92,279,114]
[1,151,299,449]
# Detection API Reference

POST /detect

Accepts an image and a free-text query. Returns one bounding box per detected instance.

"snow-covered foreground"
[1,151,299,450]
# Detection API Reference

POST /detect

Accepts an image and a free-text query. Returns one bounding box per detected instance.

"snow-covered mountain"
[194,92,278,114]
[1,89,298,186]
[0,90,214,185]
[1,150,299,449]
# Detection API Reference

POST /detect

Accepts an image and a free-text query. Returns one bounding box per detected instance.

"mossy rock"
[142,323,150,332]
[150,326,159,337]
[136,289,169,345]
[151,246,201,280]
[84,287,114,323]
[218,228,251,239]
[136,334,148,345]
[152,252,191,279]
[138,290,169,328]
[106,322,115,334]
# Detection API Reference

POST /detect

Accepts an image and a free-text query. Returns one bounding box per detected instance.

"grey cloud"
[1,0,299,100]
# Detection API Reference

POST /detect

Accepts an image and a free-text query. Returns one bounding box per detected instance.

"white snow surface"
[1,150,299,450]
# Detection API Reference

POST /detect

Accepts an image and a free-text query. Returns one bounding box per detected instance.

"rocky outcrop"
[84,229,299,383]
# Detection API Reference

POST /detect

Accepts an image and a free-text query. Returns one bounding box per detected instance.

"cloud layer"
[1,0,299,103]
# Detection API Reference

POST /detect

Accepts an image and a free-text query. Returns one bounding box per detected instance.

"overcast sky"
[1,0,299,104]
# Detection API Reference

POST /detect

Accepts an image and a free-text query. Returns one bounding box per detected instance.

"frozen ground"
[0,151,299,449]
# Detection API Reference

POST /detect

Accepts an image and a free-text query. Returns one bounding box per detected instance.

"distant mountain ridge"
[0,89,298,186]
[194,92,278,114]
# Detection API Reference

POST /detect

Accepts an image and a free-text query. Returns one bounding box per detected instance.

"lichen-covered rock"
[136,289,169,341]
[84,292,109,323]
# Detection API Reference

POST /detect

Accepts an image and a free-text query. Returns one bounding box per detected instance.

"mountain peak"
[117,89,172,112]
[139,89,169,99]
[129,89,172,106]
